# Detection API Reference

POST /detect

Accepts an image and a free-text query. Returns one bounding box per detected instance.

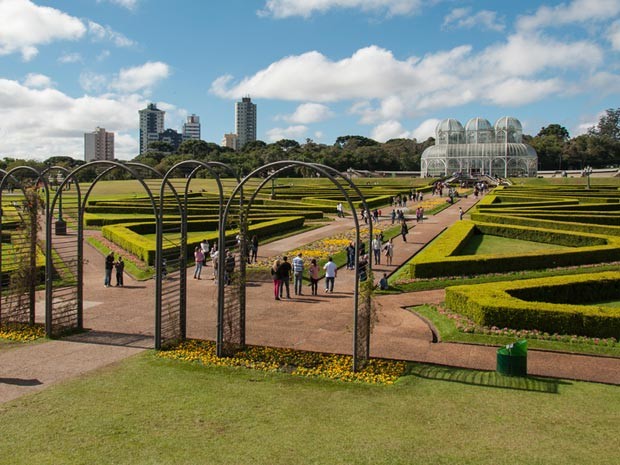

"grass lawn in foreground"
[0,353,618,465]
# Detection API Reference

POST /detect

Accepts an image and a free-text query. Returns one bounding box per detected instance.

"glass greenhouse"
[421,117,538,178]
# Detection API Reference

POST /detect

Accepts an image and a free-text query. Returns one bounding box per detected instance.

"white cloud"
[609,20,620,50]
[485,78,563,106]
[516,0,620,32]
[58,52,82,63]
[100,0,140,10]
[266,125,308,141]
[23,73,54,89]
[443,7,505,32]
[88,21,135,47]
[281,103,334,123]
[79,71,108,93]
[412,118,440,140]
[259,0,425,18]
[0,77,154,159]
[0,0,86,60]
[109,61,171,93]
[370,120,410,142]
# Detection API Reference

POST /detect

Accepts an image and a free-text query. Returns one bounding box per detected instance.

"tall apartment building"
[222,133,238,151]
[183,114,201,141]
[139,103,165,154]
[84,127,114,162]
[159,128,183,151]
[235,97,256,150]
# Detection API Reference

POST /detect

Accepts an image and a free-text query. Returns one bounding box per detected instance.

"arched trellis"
[157,160,239,348]
[0,166,50,327]
[48,160,164,340]
[219,161,373,371]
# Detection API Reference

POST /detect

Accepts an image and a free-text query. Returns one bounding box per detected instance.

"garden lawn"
[456,233,571,256]
[0,353,618,465]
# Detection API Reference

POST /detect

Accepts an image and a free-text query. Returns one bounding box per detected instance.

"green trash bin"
[497,339,527,376]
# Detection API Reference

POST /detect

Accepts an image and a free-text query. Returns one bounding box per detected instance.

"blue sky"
[1,0,620,160]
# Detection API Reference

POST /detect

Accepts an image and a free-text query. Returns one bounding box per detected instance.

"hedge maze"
[408,184,620,339]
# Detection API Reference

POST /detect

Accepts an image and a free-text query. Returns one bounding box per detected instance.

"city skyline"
[1,0,620,160]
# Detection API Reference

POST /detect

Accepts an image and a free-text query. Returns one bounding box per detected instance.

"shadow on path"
[0,378,43,386]
[63,330,153,349]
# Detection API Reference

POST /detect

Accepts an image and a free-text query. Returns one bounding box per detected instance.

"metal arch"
[39,165,74,335]
[313,163,374,366]
[219,160,369,370]
[49,160,161,342]
[157,160,230,349]
[0,166,51,327]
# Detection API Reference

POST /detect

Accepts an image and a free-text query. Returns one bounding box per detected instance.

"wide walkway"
[1,193,619,404]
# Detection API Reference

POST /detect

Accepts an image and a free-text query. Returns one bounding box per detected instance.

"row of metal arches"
[0,160,373,370]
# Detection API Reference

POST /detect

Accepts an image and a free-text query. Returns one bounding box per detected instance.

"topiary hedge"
[408,221,620,278]
[445,271,620,338]
[102,216,305,265]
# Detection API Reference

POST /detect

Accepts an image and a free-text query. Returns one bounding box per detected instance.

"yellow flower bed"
[158,340,406,385]
[0,323,45,342]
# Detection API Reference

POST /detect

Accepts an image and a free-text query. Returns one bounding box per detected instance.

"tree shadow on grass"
[403,363,570,394]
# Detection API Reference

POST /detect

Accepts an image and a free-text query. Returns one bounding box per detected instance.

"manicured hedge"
[445,271,620,338]
[102,216,305,265]
[408,221,620,278]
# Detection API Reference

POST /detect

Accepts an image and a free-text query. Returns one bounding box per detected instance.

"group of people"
[193,241,236,285]
[270,253,326,299]
[104,253,124,287]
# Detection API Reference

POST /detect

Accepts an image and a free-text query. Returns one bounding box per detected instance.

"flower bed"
[158,340,406,384]
[0,323,45,342]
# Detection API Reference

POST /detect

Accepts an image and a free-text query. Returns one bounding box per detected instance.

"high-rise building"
[235,97,256,150]
[159,128,183,151]
[84,127,114,161]
[183,114,201,141]
[222,133,239,151]
[139,103,165,154]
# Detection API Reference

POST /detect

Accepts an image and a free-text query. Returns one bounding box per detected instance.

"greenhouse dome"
[421,116,537,178]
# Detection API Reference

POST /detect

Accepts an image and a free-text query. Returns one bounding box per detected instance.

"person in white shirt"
[372,234,382,265]
[292,253,304,295]
[323,256,337,293]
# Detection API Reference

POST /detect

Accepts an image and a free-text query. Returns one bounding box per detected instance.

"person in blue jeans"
[292,253,304,295]
[323,256,337,293]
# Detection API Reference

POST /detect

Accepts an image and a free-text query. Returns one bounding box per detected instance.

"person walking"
[224,250,235,285]
[384,238,394,266]
[193,246,204,279]
[200,239,210,266]
[251,235,258,263]
[271,259,282,300]
[358,254,368,282]
[345,241,356,270]
[114,256,125,287]
[279,256,292,299]
[292,252,304,296]
[323,256,337,293]
[372,234,382,265]
[210,245,219,280]
[104,252,114,287]
[401,220,409,242]
[459,206,464,220]
[308,258,319,295]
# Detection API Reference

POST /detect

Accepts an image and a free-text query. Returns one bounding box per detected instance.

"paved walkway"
[2,193,619,404]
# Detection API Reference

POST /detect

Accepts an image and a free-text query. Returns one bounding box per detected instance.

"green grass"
[0,353,618,465]
[596,300,620,308]
[456,233,571,256]
[413,304,620,357]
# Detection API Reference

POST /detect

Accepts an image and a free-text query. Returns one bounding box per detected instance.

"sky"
[1,0,620,160]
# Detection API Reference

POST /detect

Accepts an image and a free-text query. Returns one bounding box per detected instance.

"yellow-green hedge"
[445,271,620,338]
[409,220,620,278]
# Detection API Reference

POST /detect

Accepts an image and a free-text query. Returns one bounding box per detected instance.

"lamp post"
[55,173,66,235]
[584,165,593,190]
[268,169,276,199]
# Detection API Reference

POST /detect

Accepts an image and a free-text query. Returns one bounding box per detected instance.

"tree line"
[1,108,618,179]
